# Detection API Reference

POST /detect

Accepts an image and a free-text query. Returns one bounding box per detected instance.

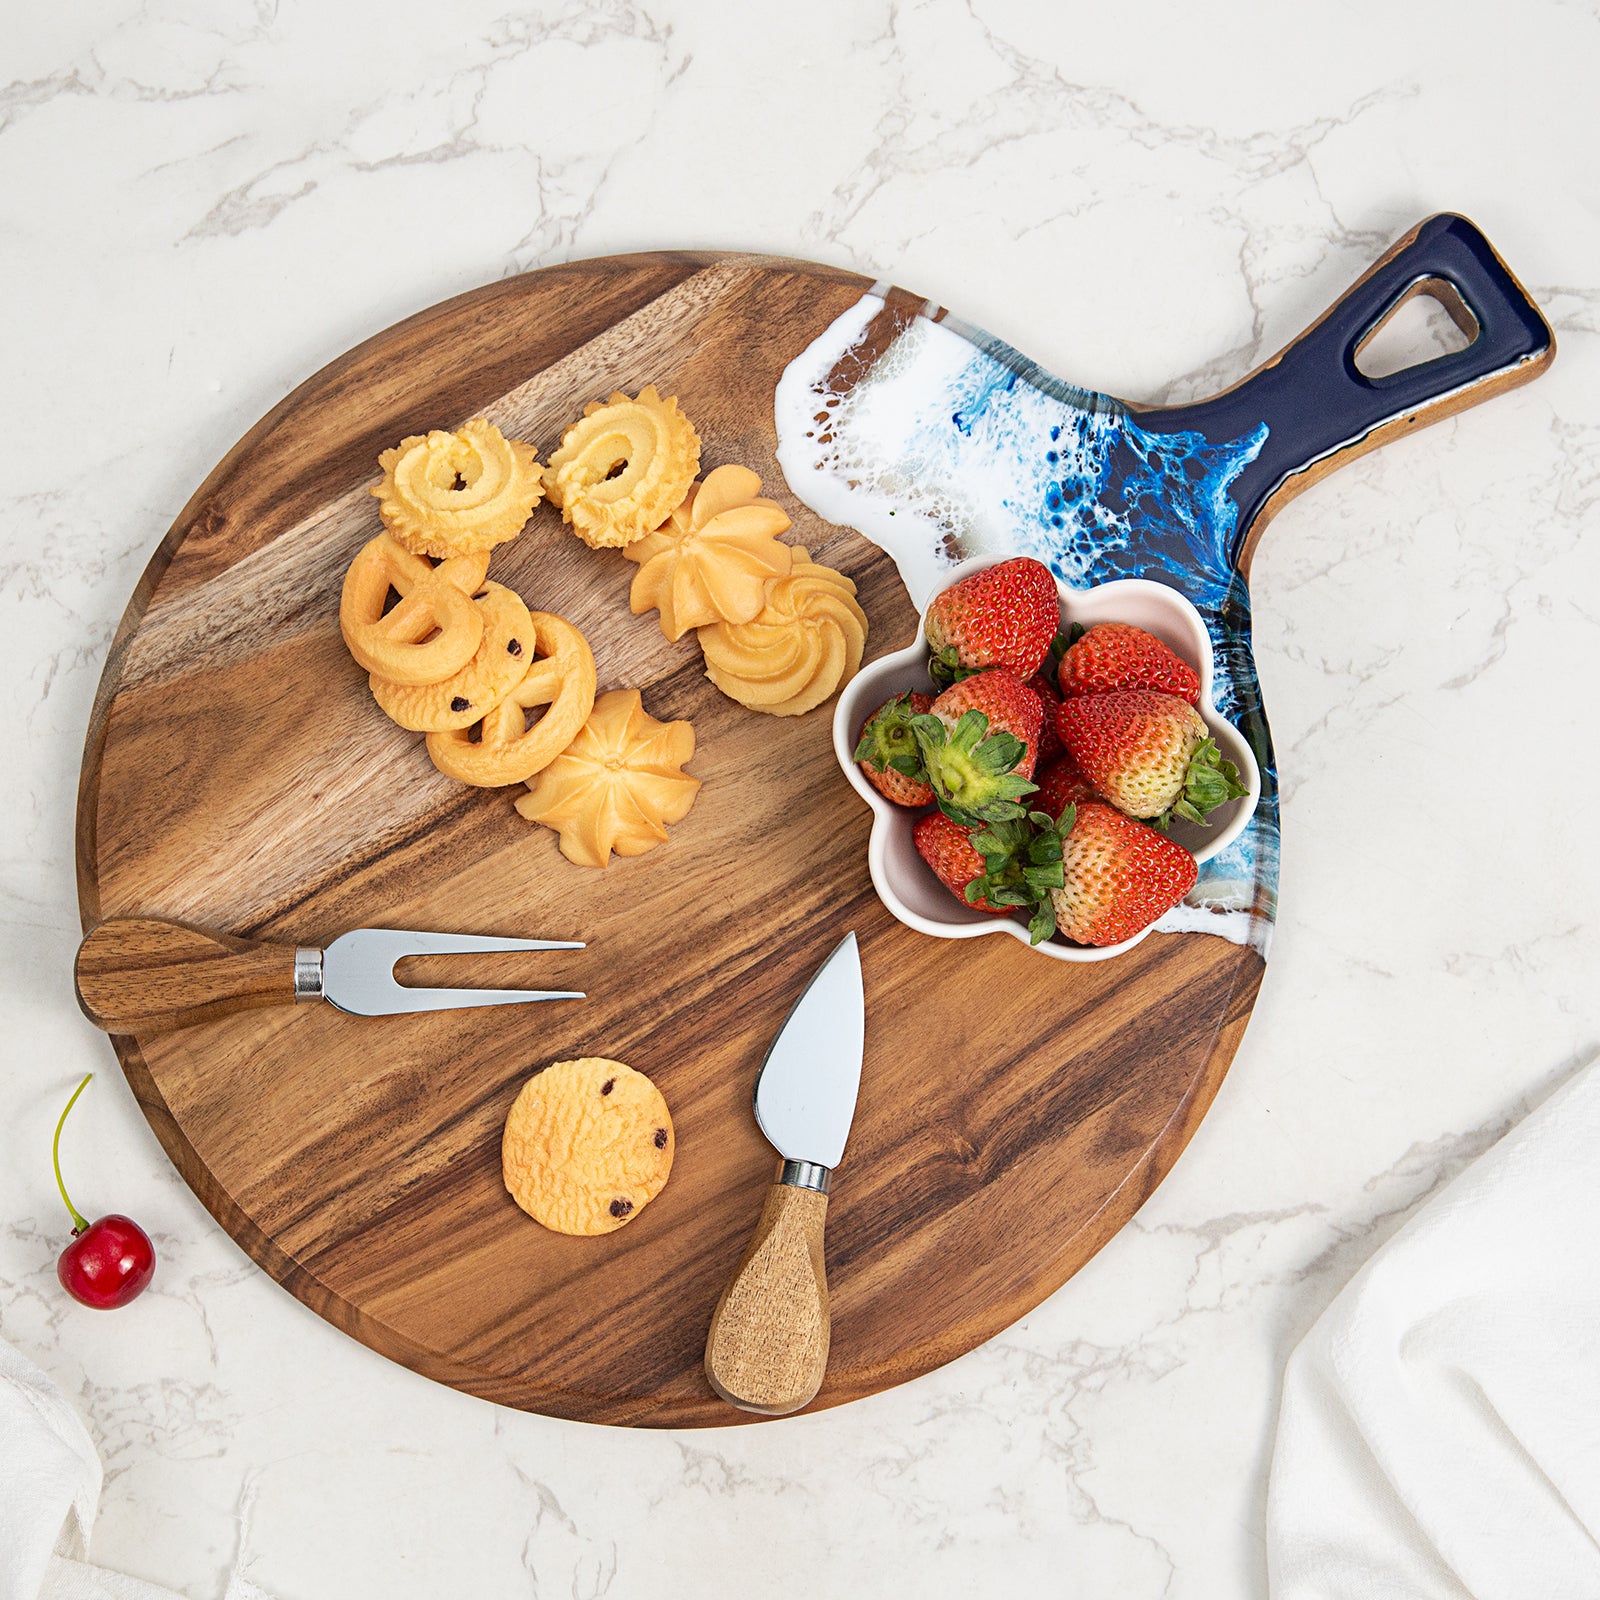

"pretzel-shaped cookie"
[426,611,598,787]
[339,534,491,686]
[370,582,534,733]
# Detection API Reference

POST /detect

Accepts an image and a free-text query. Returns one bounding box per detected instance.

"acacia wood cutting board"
[77,220,1551,1426]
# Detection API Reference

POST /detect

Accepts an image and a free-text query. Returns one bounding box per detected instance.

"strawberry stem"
[53,1072,93,1234]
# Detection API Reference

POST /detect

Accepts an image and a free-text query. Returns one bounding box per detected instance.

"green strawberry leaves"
[960,804,1076,944]
[1040,627,1075,680]
[853,692,929,780]
[927,645,982,691]
[1154,738,1249,830]
[911,709,1038,825]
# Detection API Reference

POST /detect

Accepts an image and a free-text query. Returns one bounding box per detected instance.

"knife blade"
[752,930,865,1174]
[704,930,865,1416]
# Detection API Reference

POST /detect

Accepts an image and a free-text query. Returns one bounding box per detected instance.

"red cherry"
[51,1073,155,1310]
[57,1214,156,1309]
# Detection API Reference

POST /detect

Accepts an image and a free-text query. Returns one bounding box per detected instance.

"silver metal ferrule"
[778,1159,831,1195]
[292,948,323,1002]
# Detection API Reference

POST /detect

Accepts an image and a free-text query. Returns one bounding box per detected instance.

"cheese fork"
[74,916,584,1036]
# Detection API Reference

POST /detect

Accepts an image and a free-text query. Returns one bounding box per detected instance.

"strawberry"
[1058,622,1200,705]
[1026,667,1065,764]
[914,807,1074,944]
[1051,801,1199,946]
[854,691,934,807]
[911,669,1043,823]
[924,558,1060,688]
[912,812,1013,914]
[1032,754,1098,821]
[1055,689,1246,826]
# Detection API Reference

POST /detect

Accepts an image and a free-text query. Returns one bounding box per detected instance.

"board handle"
[1158,213,1555,554]
[75,917,303,1036]
[704,1171,831,1415]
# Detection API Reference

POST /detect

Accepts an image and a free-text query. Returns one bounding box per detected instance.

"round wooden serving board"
[77,233,1551,1425]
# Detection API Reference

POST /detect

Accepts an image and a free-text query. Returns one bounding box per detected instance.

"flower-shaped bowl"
[831,558,1262,962]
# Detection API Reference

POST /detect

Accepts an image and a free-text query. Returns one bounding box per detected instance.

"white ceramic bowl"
[832,558,1262,962]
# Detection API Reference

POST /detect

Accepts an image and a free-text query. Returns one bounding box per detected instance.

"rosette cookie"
[370,582,534,733]
[427,611,598,787]
[624,465,793,641]
[515,690,699,868]
[371,418,544,558]
[543,385,700,549]
[339,533,490,685]
[697,549,868,716]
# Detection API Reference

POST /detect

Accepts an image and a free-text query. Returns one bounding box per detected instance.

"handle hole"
[1354,277,1478,380]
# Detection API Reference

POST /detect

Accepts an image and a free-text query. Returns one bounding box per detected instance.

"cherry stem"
[52,1073,93,1234]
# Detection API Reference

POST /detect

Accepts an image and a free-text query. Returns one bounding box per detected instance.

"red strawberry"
[924,558,1060,688]
[1051,801,1198,946]
[912,812,1013,914]
[1058,622,1200,704]
[913,808,1073,943]
[1055,689,1246,825]
[1026,668,1065,764]
[854,691,934,806]
[1032,754,1098,821]
[912,669,1043,823]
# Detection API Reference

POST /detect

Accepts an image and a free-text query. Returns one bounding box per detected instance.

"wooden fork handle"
[75,917,302,1036]
[704,1174,831,1416]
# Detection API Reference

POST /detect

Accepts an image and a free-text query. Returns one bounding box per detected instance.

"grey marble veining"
[3,2,1598,1595]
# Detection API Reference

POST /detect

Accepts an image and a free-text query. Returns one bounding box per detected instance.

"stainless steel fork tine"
[386,932,586,957]
[356,984,586,1015]
[316,928,586,1017]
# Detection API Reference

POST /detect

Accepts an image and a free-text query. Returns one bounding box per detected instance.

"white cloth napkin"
[0,1335,270,1600]
[1268,1062,1600,1599]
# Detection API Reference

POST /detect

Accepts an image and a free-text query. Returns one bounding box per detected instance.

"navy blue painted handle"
[1152,213,1554,557]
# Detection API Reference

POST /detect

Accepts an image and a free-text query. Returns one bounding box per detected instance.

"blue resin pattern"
[944,312,1277,935]
[776,301,1279,943]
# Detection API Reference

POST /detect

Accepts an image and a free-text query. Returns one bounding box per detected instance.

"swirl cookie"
[370,581,534,732]
[502,1058,674,1237]
[543,384,700,549]
[624,465,794,641]
[697,549,869,716]
[515,689,699,868]
[372,418,544,558]
[339,534,490,685]
[426,611,598,787]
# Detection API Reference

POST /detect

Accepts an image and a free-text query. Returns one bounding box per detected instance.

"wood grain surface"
[77,252,1268,1426]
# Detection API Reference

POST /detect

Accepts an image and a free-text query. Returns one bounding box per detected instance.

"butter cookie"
[624,465,793,641]
[515,689,699,868]
[339,534,490,685]
[372,418,544,559]
[697,549,868,716]
[426,611,598,787]
[502,1057,674,1237]
[544,385,700,549]
[370,581,534,733]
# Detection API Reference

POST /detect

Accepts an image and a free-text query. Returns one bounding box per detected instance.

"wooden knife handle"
[75,917,301,1036]
[704,1176,830,1416]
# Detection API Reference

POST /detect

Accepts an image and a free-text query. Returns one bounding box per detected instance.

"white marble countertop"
[4,3,1597,1594]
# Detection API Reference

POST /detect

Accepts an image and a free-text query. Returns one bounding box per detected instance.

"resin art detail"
[775,291,1279,951]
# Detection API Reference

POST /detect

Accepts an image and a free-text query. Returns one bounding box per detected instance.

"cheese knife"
[704,929,864,1415]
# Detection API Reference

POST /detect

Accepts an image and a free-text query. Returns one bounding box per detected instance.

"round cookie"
[369,581,534,733]
[502,1058,674,1237]
[371,417,544,559]
[544,384,700,549]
